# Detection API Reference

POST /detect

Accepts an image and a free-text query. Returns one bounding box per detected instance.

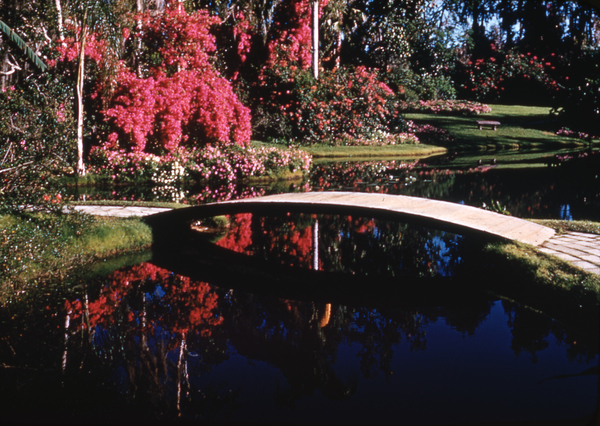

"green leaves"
[0,19,47,72]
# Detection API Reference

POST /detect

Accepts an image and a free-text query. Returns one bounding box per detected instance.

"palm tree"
[0,19,47,74]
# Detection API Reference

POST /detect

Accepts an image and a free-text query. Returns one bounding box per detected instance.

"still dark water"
[73,150,600,221]
[2,213,598,425]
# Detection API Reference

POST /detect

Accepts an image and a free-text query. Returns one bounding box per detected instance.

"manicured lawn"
[405,104,594,152]
[298,143,447,158]
[254,140,447,158]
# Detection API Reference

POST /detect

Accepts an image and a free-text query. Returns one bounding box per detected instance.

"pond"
[2,212,598,425]
[71,148,600,221]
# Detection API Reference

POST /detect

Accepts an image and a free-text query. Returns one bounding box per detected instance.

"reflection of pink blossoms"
[64,262,223,341]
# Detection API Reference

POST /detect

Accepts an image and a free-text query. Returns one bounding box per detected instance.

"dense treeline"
[0,0,598,191]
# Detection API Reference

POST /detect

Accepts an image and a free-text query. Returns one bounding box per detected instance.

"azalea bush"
[253,65,406,144]
[103,6,251,153]
[326,132,419,147]
[399,100,491,115]
[556,127,593,140]
[406,121,455,146]
[88,144,312,186]
[455,45,560,103]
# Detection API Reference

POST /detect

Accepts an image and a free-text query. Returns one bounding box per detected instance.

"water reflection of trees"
[310,160,600,220]
[63,262,228,420]
[4,258,589,422]
[215,213,465,278]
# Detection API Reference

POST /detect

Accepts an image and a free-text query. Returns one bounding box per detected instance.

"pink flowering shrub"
[265,0,327,71]
[400,100,491,116]
[455,45,559,103]
[556,128,594,140]
[406,121,455,146]
[88,144,312,186]
[103,6,251,153]
[186,144,312,183]
[250,0,406,145]
[254,66,406,144]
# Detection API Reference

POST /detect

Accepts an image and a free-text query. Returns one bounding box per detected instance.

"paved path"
[72,205,172,217]
[539,232,600,275]
[72,194,599,275]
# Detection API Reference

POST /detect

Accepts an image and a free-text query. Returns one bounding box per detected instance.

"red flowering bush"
[249,0,407,145]
[455,45,559,103]
[253,66,406,144]
[103,6,251,153]
[399,100,491,116]
[216,213,316,269]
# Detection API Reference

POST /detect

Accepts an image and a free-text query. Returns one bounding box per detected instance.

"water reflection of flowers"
[64,262,223,339]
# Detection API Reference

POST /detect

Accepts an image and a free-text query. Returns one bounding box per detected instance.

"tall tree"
[60,0,124,176]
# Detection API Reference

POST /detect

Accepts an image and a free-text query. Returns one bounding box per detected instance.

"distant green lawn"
[405,104,593,152]
[253,140,446,159]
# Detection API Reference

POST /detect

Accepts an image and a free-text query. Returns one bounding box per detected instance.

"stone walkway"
[539,232,600,275]
[72,205,172,217]
[72,202,600,275]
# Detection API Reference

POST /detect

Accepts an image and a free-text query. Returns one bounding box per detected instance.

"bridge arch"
[146,192,555,246]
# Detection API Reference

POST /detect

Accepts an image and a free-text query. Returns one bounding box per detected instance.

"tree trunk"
[136,0,143,77]
[55,0,65,44]
[312,0,319,80]
[76,31,87,177]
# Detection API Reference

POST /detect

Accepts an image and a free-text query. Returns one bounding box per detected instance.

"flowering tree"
[103,5,252,153]
[54,0,123,177]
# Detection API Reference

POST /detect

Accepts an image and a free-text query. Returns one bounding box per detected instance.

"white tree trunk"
[136,0,143,77]
[76,33,86,177]
[312,0,319,80]
[55,0,65,44]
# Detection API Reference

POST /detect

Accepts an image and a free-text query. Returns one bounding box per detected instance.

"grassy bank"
[406,104,596,152]
[532,219,600,235]
[483,240,599,291]
[0,212,152,298]
[300,143,447,158]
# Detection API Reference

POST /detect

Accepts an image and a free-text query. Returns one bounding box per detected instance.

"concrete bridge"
[144,191,556,246]
[75,192,600,273]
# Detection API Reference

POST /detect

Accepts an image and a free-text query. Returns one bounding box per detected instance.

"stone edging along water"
[71,201,599,275]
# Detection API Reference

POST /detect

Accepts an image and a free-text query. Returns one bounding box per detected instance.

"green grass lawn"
[252,140,447,159]
[405,104,594,153]
[0,213,153,296]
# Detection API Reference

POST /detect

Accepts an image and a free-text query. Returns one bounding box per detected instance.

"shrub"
[253,66,406,144]
[0,75,75,214]
[88,144,312,187]
[103,6,252,153]
[454,45,559,104]
[551,50,600,136]
[399,100,491,115]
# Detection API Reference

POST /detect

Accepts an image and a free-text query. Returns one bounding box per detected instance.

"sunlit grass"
[483,240,600,293]
[0,213,153,295]
[254,140,447,158]
[532,219,600,235]
[405,103,595,152]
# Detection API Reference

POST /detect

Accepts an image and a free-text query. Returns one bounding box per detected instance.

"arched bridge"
[146,191,556,246]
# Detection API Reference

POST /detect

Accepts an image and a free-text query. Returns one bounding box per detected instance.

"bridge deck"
[215,192,555,246]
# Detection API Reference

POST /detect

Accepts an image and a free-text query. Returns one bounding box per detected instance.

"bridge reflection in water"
[147,192,556,247]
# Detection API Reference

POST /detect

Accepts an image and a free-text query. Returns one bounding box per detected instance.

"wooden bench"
[476,120,501,130]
